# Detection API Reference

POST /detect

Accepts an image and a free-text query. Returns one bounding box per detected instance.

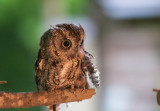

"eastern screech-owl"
[35,23,100,111]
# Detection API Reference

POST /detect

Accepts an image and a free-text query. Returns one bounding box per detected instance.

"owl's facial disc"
[61,39,72,49]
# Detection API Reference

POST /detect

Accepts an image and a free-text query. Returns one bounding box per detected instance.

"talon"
[71,84,74,89]
[83,88,85,91]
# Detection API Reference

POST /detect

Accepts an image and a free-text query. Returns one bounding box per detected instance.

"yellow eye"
[61,39,72,48]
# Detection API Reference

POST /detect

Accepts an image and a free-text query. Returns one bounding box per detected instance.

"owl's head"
[40,23,85,59]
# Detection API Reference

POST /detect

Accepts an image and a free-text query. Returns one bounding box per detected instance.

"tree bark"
[0,88,95,109]
[0,81,7,84]
[153,89,160,105]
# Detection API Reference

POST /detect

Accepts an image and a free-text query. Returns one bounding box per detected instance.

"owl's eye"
[61,39,72,48]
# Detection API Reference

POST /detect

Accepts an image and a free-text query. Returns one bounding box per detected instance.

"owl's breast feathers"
[35,55,88,90]
[52,59,79,87]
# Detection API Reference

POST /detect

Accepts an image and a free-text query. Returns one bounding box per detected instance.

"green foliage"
[0,0,42,110]
[65,0,89,16]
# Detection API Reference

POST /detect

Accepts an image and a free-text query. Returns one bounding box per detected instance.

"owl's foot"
[69,85,75,93]
[81,87,86,92]
[48,86,58,92]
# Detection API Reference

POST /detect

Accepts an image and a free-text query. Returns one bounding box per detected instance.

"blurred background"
[0,0,160,111]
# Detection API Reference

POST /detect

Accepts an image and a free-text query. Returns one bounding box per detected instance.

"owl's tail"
[48,104,59,111]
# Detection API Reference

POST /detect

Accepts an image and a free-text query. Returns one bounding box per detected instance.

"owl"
[35,23,100,111]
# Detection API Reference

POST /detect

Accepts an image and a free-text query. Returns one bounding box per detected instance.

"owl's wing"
[83,51,100,88]
[84,51,94,59]
[35,50,43,90]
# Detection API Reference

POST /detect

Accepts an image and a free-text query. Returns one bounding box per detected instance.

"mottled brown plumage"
[35,23,100,111]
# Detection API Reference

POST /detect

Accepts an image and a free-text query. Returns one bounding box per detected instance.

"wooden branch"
[153,89,160,105]
[0,89,95,109]
[0,81,7,84]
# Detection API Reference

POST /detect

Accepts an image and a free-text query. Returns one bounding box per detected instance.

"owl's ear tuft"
[40,29,53,47]
[79,24,85,36]
[79,24,85,43]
